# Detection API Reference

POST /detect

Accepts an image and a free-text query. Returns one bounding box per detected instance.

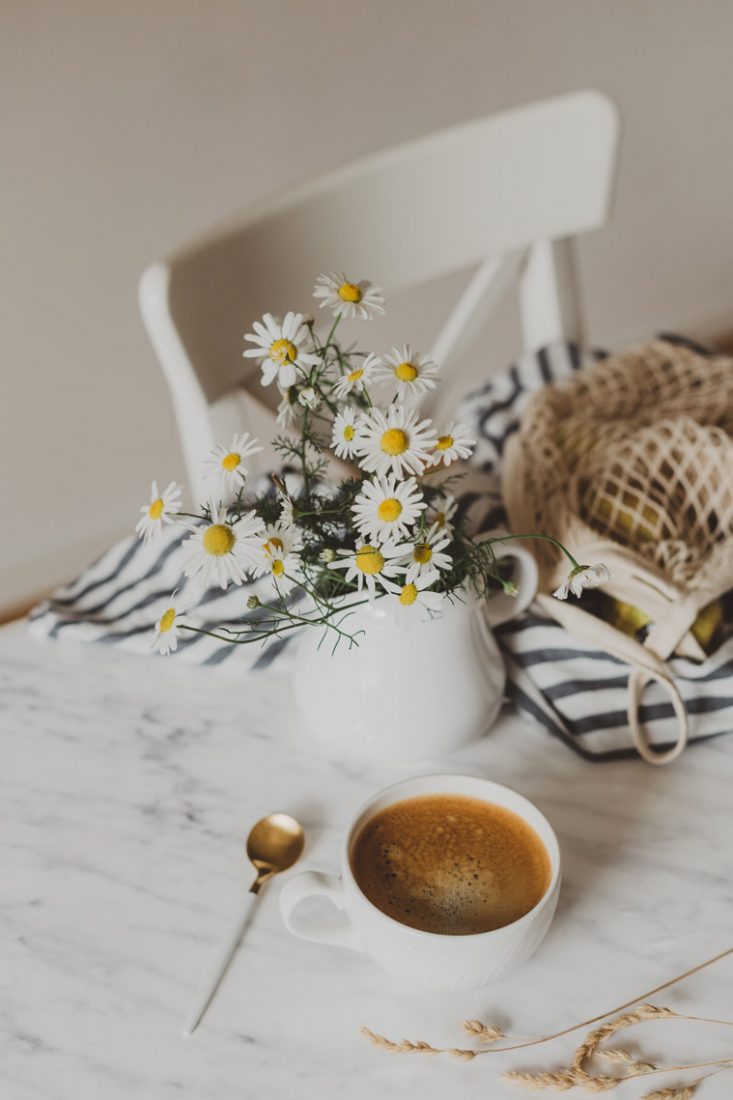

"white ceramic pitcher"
[292,544,538,762]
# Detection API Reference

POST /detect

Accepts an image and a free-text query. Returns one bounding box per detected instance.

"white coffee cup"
[279,774,561,991]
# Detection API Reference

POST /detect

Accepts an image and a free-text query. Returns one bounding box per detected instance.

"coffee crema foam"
[351,794,551,935]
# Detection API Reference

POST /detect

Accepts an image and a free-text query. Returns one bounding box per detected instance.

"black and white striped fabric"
[30,339,733,759]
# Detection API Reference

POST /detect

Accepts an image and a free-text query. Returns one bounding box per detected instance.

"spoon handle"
[182,891,257,1037]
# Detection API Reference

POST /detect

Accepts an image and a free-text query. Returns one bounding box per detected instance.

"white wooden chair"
[139,90,619,502]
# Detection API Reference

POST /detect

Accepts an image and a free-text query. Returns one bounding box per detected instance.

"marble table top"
[2,621,731,1100]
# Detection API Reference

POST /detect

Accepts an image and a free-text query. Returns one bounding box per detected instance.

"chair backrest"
[139,90,619,502]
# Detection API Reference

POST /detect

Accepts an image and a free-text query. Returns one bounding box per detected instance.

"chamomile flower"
[243,312,319,388]
[382,570,446,617]
[181,503,264,590]
[298,386,320,410]
[276,386,300,427]
[351,474,426,543]
[151,593,188,655]
[374,345,439,400]
[279,493,295,527]
[135,480,182,544]
[553,563,611,600]
[313,272,385,321]
[252,523,303,595]
[332,352,380,400]
[354,405,437,479]
[331,406,361,459]
[432,422,476,466]
[328,540,407,597]
[405,523,453,582]
[202,432,263,494]
[426,493,458,535]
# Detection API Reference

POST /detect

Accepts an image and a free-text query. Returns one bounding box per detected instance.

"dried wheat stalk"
[640,1086,697,1100]
[501,1067,619,1092]
[461,1020,505,1043]
[362,946,732,1061]
[571,1004,677,1071]
[596,1047,656,1073]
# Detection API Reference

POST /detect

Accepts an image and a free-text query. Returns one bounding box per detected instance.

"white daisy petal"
[332,353,380,401]
[381,570,446,622]
[135,480,183,543]
[354,404,437,479]
[327,540,409,598]
[243,312,319,388]
[331,406,361,459]
[276,386,300,427]
[558,562,611,599]
[351,474,426,543]
[313,272,385,321]
[373,344,440,401]
[405,522,453,582]
[432,422,476,466]
[202,433,263,496]
[181,503,264,591]
[250,522,304,596]
[151,591,190,655]
[426,493,458,536]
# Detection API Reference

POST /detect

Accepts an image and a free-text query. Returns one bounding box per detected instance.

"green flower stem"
[482,533,581,570]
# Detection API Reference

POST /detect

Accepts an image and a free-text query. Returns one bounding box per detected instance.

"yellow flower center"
[355,544,384,575]
[347,367,364,384]
[436,435,454,451]
[338,282,362,303]
[377,498,402,522]
[269,338,298,366]
[399,583,418,606]
[263,536,284,555]
[343,425,355,441]
[413,544,432,564]
[381,428,409,455]
[221,451,241,471]
[203,524,235,556]
[159,608,176,633]
[148,498,164,520]
[272,559,285,577]
[395,362,418,382]
[435,511,446,527]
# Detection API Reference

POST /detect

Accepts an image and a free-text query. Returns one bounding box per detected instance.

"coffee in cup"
[351,793,551,935]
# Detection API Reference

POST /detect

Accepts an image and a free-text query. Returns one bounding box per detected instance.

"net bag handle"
[626,666,689,765]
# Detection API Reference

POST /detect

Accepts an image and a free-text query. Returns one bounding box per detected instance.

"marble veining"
[1,623,732,1099]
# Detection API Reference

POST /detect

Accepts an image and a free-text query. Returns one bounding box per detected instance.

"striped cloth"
[30,339,733,759]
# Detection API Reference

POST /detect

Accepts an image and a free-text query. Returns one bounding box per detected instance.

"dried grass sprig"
[360,1027,478,1059]
[501,1067,619,1092]
[461,1020,505,1043]
[502,1060,733,1094]
[641,1086,697,1100]
[362,946,732,1061]
[596,1047,656,1073]
[571,1004,677,1071]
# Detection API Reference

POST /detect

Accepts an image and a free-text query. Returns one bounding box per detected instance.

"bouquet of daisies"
[135,273,606,655]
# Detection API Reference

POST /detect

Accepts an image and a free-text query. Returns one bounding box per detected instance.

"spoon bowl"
[247,813,305,888]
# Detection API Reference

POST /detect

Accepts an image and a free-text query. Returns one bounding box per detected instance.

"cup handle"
[483,542,539,627]
[279,870,365,952]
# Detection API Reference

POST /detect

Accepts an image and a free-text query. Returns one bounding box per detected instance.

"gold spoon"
[183,813,305,1036]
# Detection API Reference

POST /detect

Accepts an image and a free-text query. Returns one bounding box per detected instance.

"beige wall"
[3,0,733,609]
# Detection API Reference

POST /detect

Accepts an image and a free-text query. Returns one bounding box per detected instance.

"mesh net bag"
[502,339,733,764]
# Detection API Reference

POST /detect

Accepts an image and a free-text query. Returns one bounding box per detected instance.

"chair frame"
[140,90,619,501]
